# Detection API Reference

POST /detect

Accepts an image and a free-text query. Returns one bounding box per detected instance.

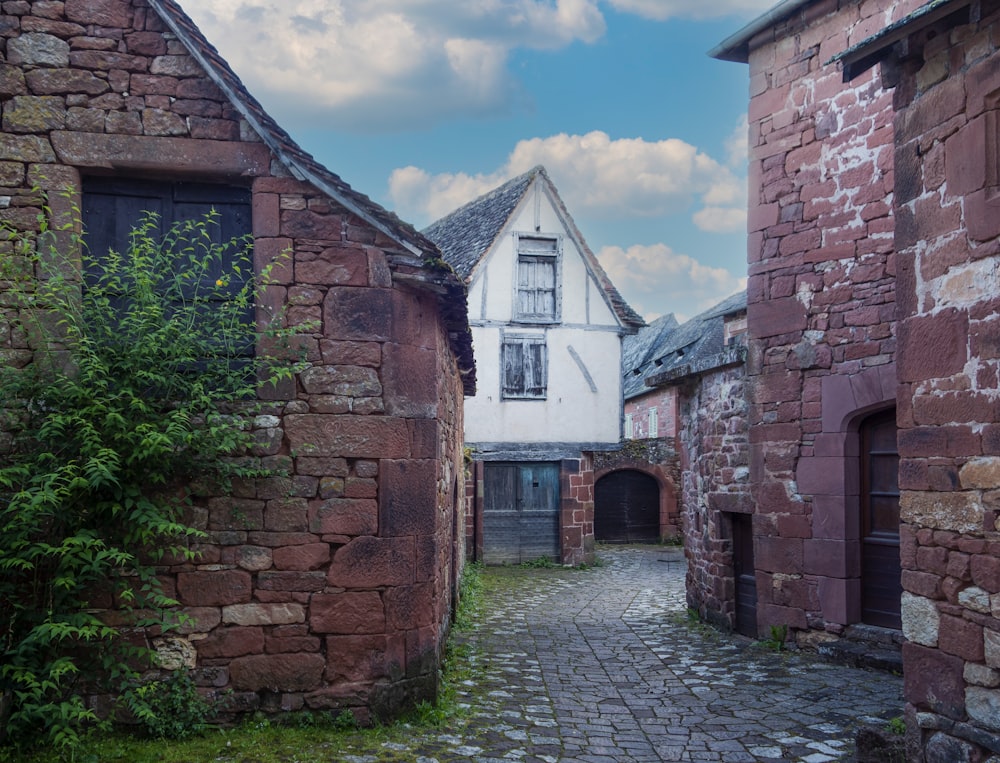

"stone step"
[817,638,903,673]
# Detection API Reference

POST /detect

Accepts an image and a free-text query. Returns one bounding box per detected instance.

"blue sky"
[182,1,775,322]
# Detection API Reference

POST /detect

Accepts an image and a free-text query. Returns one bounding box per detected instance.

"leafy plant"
[119,671,215,740]
[762,624,788,651]
[0,194,304,754]
[886,715,906,736]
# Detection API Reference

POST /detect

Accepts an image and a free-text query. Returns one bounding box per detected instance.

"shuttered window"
[648,407,658,438]
[81,177,254,363]
[501,335,547,399]
[514,235,559,323]
[624,413,634,439]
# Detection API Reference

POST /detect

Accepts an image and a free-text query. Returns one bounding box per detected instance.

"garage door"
[483,462,560,565]
[595,470,659,543]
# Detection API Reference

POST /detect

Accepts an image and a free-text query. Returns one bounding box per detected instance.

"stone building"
[713,0,1000,757]
[0,0,474,722]
[622,292,751,632]
[424,166,643,566]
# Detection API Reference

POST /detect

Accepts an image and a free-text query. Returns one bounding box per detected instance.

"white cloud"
[390,130,746,230]
[606,0,776,21]
[598,243,746,322]
[725,113,749,168]
[181,0,607,129]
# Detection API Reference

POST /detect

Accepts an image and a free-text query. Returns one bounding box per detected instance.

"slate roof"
[624,291,747,400]
[423,166,645,330]
[146,0,475,393]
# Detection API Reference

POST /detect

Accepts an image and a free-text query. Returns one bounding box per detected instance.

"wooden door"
[483,463,560,564]
[860,409,902,629]
[594,470,660,543]
[731,512,758,637]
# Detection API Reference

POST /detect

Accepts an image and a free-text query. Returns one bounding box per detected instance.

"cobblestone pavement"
[360,545,903,763]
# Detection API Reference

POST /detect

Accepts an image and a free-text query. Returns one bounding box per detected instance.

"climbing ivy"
[0,193,304,754]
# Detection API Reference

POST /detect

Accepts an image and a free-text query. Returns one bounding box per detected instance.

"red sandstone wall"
[678,366,750,630]
[744,0,922,636]
[890,4,1000,757]
[0,0,465,723]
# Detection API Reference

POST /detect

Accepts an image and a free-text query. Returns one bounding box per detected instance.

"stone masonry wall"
[678,365,751,630]
[744,0,923,636]
[0,0,466,723]
[890,3,1000,757]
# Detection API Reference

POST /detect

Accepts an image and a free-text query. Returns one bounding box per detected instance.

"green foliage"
[453,561,483,631]
[119,671,215,740]
[0,194,304,754]
[762,624,788,652]
[518,555,557,569]
[886,715,906,736]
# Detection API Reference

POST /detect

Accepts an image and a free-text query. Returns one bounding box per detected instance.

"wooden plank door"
[731,512,758,637]
[860,409,902,629]
[482,463,559,564]
[594,470,659,543]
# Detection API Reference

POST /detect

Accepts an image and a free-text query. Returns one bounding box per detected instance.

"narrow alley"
[363,546,903,763]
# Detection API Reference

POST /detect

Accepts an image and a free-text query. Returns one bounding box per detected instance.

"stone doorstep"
[817,625,904,673]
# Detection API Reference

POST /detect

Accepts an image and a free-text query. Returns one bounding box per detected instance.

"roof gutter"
[708,0,817,62]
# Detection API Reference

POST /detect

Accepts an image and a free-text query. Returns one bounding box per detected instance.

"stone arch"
[796,363,897,626]
[594,459,678,540]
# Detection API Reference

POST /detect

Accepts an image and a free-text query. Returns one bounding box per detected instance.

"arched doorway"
[860,409,902,629]
[595,470,660,543]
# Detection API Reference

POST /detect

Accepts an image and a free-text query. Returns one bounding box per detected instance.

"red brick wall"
[890,4,1000,757]
[0,0,465,723]
[679,366,751,630]
[744,0,922,637]
[624,386,678,440]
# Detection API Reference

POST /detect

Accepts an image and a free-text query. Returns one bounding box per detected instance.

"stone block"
[300,365,381,396]
[285,414,410,459]
[803,538,859,577]
[235,545,273,572]
[264,498,309,533]
[325,634,399,682]
[756,536,803,573]
[407,419,440,460]
[939,614,984,661]
[323,287,392,342]
[311,591,385,634]
[898,310,969,383]
[327,536,414,588]
[222,603,306,627]
[986,628,1000,668]
[958,586,992,614]
[901,491,984,534]
[973,555,1000,593]
[904,641,966,719]
[297,247,369,287]
[257,571,326,592]
[961,458,1000,490]
[383,584,435,630]
[271,543,330,571]
[196,626,264,659]
[966,687,1000,731]
[382,343,439,419]
[796,456,850,496]
[902,592,940,646]
[310,498,378,536]
[230,653,325,692]
[65,0,132,27]
[177,570,251,607]
[8,32,69,67]
[379,460,438,538]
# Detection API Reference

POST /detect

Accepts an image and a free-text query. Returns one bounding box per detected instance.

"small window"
[648,407,658,438]
[624,413,634,439]
[514,234,560,323]
[501,334,547,399]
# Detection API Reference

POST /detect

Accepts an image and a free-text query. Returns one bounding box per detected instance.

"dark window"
[514,235,559,322]
[81,177,254,362]
[501,334,546,399]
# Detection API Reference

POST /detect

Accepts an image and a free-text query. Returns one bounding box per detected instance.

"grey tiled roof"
[423,166,644,329]
[147,0,475,393]
[624,291,747,400]
[423,169,536,280]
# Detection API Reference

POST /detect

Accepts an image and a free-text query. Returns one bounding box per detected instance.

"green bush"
[0,196,303,754]
[119,671,215,740]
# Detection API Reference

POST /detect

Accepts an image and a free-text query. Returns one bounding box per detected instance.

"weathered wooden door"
[483,463,560,564]
[594,470,659,542]
[731,512,758,637]
[860,409,902,629]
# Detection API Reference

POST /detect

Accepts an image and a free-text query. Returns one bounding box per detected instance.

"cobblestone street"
[359,545,903,763]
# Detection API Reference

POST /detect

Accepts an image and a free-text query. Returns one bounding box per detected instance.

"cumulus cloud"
[598,243,746,321]
[389,130,745,228]
[181,0,606,129]
[606,0,776,20]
